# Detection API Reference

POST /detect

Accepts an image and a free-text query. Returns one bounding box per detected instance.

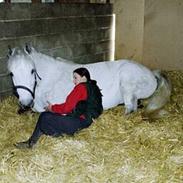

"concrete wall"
[114,0,183,70]
[0,3,113,100]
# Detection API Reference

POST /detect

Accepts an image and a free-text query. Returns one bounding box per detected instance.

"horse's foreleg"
[32,96,47,112]
[123,94,138,114]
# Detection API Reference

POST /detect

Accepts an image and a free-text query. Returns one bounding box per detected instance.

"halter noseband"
[12,70,41,100]
[14,85,35,99]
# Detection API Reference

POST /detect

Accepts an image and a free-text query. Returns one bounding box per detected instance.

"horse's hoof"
[125,108,134,115]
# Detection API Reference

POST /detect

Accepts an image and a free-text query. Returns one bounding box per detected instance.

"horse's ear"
[7,45,16,58]
[24,43,32,54]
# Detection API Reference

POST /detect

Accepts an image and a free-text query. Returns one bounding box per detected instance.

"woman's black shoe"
[14,140,35,149]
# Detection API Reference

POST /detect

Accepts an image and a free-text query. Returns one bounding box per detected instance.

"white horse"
[7,45,171,117]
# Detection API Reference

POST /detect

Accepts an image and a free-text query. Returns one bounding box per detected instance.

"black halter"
[14,85,35,99]
[11,69,41,100]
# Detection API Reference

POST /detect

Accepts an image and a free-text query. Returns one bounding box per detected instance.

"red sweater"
[51,83,87,115]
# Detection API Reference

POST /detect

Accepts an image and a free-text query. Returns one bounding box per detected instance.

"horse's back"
[82,61,125,109]
[82,59,156,108]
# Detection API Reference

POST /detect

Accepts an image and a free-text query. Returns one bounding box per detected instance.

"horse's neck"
[32,53,64,73]
[31,52,77,86]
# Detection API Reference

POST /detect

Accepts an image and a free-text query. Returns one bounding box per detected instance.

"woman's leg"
[14,112,48,149]
[40,113,89,136]
[15,112,89,149]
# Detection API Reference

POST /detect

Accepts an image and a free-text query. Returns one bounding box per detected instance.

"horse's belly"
[123,77,157,99]
[103,100,123,110]
[102,90,123,109]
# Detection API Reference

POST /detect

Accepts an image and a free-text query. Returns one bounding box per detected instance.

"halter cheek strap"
[34,69,41,81]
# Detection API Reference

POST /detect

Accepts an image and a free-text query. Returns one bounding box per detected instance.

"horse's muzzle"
[19,100,34,110]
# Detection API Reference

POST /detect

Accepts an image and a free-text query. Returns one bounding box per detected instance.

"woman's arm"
[50,84,87,114]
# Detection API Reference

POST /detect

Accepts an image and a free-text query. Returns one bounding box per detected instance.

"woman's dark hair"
[73,67,97,84]
[73,67,91,81]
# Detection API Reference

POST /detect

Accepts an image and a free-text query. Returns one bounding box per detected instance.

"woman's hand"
[44,101,52,112]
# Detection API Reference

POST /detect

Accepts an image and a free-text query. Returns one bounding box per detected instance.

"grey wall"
[0,3,113,100]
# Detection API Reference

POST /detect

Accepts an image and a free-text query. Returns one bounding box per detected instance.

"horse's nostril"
[19,99,34,109]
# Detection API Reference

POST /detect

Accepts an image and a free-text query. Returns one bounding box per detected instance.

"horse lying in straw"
[7,45,171,119]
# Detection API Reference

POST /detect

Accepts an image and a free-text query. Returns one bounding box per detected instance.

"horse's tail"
[143,70,172,117]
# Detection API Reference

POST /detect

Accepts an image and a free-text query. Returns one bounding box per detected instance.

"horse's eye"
[10,72,13,77]
[31,69,35,74]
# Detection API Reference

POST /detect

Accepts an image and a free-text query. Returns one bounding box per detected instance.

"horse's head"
[7,46,40,110]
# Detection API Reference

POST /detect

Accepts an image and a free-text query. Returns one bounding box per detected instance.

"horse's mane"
[56,57,75,65]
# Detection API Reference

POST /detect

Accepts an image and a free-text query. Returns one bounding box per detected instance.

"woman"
[15,67,103,149]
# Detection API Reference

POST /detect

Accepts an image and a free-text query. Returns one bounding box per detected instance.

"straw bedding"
[0,71,183,183]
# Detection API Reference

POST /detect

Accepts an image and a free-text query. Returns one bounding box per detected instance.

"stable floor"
[0,71,183,183]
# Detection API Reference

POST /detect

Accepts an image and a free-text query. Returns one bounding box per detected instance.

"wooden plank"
[0,58,8,73]
[0,89,13,102]
[55,0,90,3]
[0,28,112,56]
[41,40,112,60]
[4,0,11,3]
[0,36,112,61]
[0,16,112,38]
[0,3,112,20]
[72,51,110,63]
[0,75,12,91]
[32,0,41,2]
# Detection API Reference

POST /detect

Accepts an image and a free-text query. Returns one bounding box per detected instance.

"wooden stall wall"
[114,0,183,71]
[143,0,183,70]
[0,3,113,100]
[114,0,145,63]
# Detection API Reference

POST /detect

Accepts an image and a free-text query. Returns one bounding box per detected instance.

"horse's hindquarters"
[119,63,157,100]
